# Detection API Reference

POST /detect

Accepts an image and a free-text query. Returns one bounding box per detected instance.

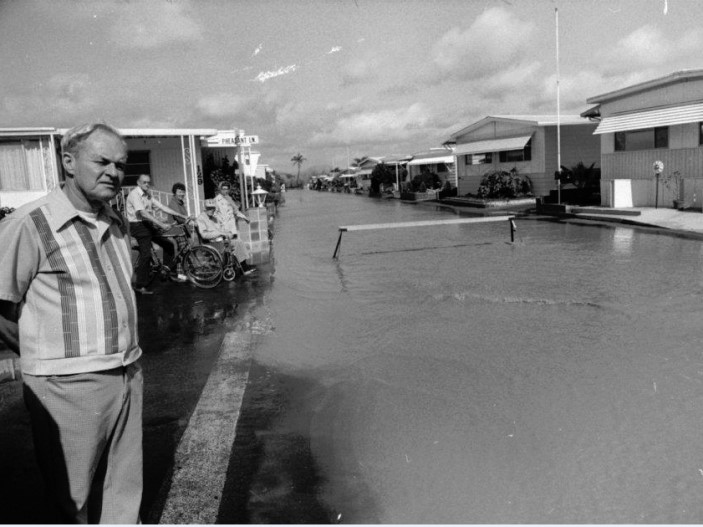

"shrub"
[438,181,457,199]
[476,168,533,199]
[408,172,441,192]
[557,162,600,189]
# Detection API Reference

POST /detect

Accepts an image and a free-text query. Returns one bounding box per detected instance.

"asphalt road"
[0,260,334,524]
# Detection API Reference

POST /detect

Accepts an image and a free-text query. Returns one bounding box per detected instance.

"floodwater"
[248,190,703,523]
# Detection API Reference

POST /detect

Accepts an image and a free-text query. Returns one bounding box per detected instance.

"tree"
[291,153,307,186]
[206,153,240,200]
[369,163,395,195]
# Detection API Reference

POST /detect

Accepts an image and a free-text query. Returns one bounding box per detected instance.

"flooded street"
[244,190,703,523]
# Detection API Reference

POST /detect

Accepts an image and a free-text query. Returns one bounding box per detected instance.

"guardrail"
[333,216,518,259]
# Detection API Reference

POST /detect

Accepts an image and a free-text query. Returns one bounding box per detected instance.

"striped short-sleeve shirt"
[0,188,141,376]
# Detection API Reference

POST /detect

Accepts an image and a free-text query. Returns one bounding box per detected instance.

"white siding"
[599,78,703,115]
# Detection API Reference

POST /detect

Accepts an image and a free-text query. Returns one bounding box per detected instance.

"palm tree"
[291,153,306,186]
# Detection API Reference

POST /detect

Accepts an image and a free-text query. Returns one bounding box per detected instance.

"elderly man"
[0,123,143,523]
[126,174,189,293]
[197,199,255,276]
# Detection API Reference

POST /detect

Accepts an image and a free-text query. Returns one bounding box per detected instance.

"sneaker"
[243,268,257,276]
[170,273,188,283]
[133,286,154,295]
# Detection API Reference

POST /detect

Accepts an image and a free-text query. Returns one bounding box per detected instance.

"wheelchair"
[133,222,224,289]
[192,229,247,283]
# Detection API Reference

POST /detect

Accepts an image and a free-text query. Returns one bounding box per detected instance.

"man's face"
[220,186,231,195]
[175,189,186,201]
[206,208,216,217]
[137,175,152,192]
[63,129,127,203]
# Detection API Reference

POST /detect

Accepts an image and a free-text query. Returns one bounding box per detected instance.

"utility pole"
[555,6,562,205]
[236,129,247,211]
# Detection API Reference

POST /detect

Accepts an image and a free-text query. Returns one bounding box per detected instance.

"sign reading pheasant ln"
[235,135,259,146]
[203,132,260,148]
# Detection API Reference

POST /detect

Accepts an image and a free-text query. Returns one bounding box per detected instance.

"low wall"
[240,205,273,265]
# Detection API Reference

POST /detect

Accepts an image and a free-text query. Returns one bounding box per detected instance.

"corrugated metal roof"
[56,128,220,137]
[0,127,59,137]
[449,115,587,139]
[407,155,454,166]
[594,102,703,134]
[587,69,703,105]
[490,115,586,126]
[454,135,532,155]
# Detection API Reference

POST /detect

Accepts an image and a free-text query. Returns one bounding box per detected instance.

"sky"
[1,0,702,175]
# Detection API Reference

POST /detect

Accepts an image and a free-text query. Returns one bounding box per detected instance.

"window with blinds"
[0,141,45,190]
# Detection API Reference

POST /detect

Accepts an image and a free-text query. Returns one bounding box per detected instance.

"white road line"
[159,331,252,524]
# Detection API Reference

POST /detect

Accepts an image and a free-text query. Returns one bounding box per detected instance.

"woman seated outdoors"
[196,199,255,276]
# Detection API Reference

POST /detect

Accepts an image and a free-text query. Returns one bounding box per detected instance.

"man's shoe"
[243,268,257,276]
[170,273,188,283]
[133,286,154,295]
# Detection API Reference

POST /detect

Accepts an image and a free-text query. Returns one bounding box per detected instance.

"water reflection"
[612,226,634,257]
[254,191,703,523]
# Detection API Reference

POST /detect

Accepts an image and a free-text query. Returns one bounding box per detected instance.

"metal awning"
[407,155,454,166]
[594,102,703,134]
[453,135,532,155]
[357,168,373,176]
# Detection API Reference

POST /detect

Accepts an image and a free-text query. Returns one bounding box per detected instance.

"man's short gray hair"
[61,123,126,156]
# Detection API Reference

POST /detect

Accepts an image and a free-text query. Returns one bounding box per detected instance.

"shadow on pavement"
[217,361,337,524]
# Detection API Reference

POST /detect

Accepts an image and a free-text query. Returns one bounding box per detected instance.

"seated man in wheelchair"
[196,200,256,277]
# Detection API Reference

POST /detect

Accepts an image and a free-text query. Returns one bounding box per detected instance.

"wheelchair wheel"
[183,245,223,288]
[223,266,236,281]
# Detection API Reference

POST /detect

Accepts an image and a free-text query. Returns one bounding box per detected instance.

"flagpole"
[555,6,562,205]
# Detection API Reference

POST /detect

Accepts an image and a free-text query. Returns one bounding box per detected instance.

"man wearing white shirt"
[126,174,188,294]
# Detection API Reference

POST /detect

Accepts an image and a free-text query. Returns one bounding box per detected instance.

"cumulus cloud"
[195,90,283,127]
[473,61,543,100]
[431,6,536,81]
[599,25,703,77]
[328,46,342,54]
[196,93,251,119]
[310,103,432,146]
[108,2,202,49]
[341,58,376,86]
[3,73,97,118]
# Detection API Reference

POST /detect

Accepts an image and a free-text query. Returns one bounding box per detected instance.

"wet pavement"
[2,201,703,523]
[0,259,330,524]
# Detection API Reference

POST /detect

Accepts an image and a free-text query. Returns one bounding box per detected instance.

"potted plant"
[661,170,684,209]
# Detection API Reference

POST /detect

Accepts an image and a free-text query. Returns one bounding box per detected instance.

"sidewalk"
[538,204,703,239]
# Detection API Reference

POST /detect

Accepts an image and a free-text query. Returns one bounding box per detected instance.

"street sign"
[235,135,259,146]
[202,132,260,148]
